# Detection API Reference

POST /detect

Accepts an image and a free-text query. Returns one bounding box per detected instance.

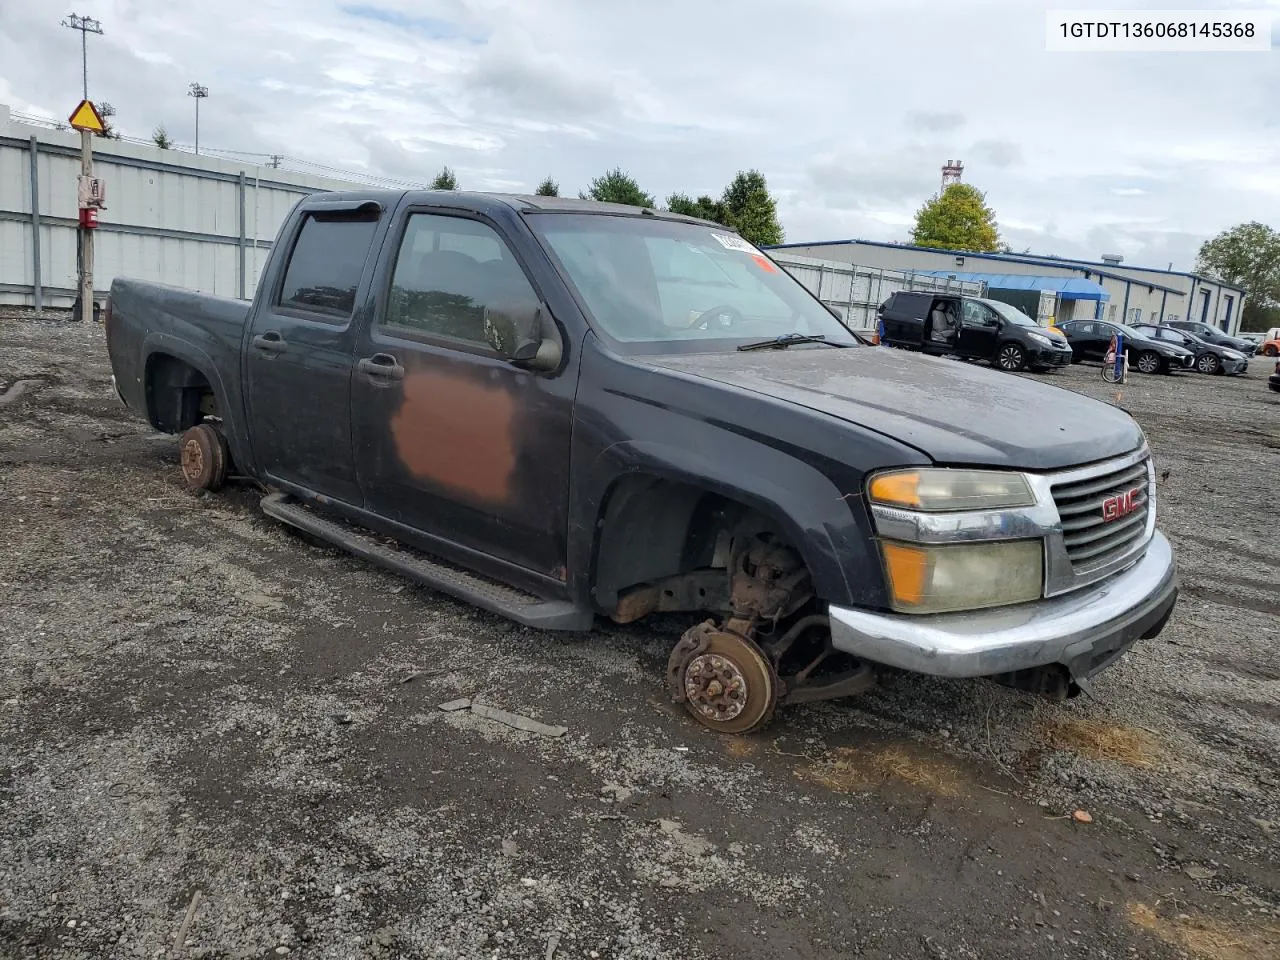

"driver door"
[1064,321,1104,360]
[957,299,1000,360]
[350,209,576,578]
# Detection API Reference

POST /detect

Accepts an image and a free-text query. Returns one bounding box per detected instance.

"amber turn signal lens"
[868,472,921,508]
[880,542,928,605]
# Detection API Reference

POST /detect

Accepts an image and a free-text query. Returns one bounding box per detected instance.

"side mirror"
[483,303,561,372]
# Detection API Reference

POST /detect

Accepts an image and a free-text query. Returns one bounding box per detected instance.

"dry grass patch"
[723,738,759,759]
[795,745,963,797]
[1128,903,1280,960]
[1041,716,1163,767]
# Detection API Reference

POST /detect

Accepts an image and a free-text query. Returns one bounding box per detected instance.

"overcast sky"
[2,0,1277,270]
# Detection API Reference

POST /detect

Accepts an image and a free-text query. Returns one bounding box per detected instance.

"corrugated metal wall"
[0,107,362,309]
[769,252,987,329]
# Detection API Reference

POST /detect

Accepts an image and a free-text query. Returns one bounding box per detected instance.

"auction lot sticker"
[711,233,759,254]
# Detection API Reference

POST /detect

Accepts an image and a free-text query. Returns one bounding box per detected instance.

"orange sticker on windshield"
[751,254,778,273]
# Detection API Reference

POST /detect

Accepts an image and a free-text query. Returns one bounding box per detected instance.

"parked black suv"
[1058,319,1194,374]
[877,292,1072,372]
[1165,320,1256,356]
[1130,323,1249,376]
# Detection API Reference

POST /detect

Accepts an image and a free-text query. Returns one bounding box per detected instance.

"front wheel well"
[591,475,794,614]
[145,353,218,433]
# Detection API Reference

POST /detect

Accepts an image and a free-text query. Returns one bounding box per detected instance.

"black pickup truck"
[106,190,1178,733]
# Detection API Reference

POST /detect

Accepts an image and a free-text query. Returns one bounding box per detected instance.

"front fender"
[580,437,885,610]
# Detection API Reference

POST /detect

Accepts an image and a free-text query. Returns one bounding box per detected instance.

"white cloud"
[1,0,1276,269]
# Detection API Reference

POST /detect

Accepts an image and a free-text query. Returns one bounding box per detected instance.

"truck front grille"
[1051,457,1151,572]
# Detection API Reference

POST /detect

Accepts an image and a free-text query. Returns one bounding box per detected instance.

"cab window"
[382,214,539,347]
[277,212,379,322]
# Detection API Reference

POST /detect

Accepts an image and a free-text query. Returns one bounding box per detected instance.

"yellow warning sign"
[68,99,105,134]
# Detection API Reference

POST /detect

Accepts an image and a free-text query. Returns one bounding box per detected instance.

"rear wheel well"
[145,353,218,433]
[591,475,789,613]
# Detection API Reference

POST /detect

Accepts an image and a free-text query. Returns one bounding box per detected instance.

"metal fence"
[0,105,361,310]
[770,252,987,330]
[3,104,990,322]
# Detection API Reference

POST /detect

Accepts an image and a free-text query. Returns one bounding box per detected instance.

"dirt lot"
[1,314,1278,960]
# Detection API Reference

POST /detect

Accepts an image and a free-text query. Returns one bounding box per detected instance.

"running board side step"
[260,493,593,631]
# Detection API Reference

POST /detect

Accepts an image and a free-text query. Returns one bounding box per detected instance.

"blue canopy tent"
[913,271,1110,321]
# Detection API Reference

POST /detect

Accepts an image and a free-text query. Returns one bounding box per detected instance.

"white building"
[0,103,357,310]
[767,238,1248,334]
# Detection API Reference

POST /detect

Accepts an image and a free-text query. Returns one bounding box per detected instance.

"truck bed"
[106,278,251,444]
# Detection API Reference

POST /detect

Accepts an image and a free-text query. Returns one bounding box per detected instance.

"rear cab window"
[276,210,380,323]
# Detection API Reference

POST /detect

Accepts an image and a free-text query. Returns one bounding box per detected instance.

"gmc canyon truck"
[106,191,1178,734]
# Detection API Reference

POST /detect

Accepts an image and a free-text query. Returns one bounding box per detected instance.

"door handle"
[252,332,287,354]
[357,353,404,381]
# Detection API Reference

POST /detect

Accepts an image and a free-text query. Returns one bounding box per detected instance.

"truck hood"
[640,346,1145,470]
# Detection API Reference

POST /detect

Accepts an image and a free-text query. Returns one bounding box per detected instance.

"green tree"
[431,166,458,190]
[911,183,1001,252]
[721,170,783,246]
[666,193,731,226]
[580,167,654,207]
[535,176,559,197]
[1195,221,1280,330]
[97,101,120,140]
[152,124,173,149]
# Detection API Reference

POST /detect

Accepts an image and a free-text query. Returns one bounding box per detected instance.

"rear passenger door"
[883,292,929,345]
[245,200,384,504]
[350,209,574,578]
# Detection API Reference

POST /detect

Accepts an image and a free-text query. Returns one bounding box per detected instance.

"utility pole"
[63,13,104,324]
[268,155,283,169]
[188,83,209,154]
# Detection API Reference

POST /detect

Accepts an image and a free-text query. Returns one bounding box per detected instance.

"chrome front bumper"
[829,532,1177,680]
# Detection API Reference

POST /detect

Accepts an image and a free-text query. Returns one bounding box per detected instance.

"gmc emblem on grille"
[1101,487,1141,522]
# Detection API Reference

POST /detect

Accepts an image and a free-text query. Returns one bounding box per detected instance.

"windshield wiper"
[737,333,845,352]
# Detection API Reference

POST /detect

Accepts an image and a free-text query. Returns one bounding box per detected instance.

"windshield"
[983,299,1037,327]
[528,214,859,351]
[1114,323,1151,340]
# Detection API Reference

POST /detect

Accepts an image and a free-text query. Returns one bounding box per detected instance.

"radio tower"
[941,159,964,192]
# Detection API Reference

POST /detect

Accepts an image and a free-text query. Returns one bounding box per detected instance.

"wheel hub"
[684,653,748,722]
[667,621,778,733]
[181,438,204,481]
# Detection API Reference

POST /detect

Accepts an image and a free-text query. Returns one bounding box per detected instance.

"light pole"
[188,83,209,154]
[61,13,103,101]
[62,13,104,324]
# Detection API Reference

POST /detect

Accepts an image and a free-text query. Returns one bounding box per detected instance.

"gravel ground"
[1,314,1278,960]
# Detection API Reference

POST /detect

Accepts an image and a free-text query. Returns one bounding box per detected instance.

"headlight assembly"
[868,469,1037,513]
